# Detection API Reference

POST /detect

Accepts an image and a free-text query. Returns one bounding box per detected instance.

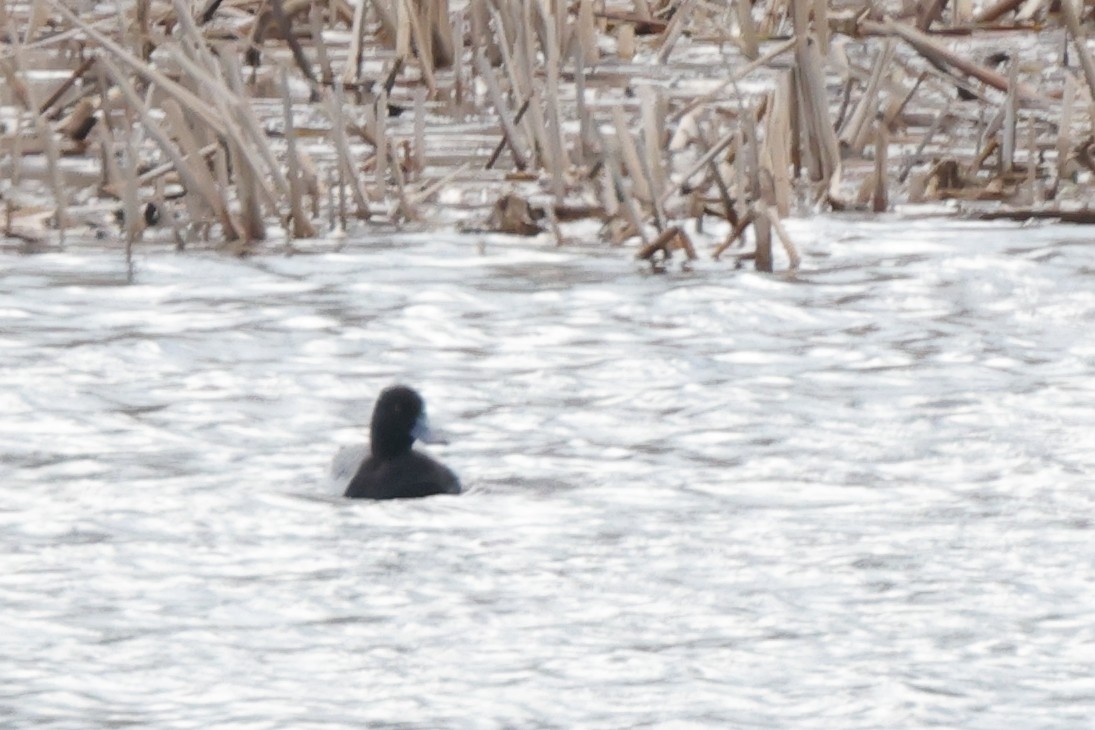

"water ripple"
[2,219,1095,727]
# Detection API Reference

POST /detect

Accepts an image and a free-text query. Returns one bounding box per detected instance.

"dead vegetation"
[2,0,1095,271]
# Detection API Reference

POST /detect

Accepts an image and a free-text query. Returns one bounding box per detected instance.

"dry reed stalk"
[640,86,667,197]
[309,4,334,84]
[753,207,773,271]
[375,90,391,199]
[279,67,318,238]
[121,131,140,272]
[334,167,346,231]
[543,202,564,246]
[758,202,799,268]
[1025,119,1038,205]
[1002,57,1018,172]
[413,86,426,175]
[421,0,455,69]
[660,124,737,208]
[103,55,243,235]
[1014,0,1048,22]
[486,97,531,169]
[759,0,789,37]
[636,226,696,262]
[707,160,738,225]
[229,133,266,245]
[570,42,593,169]
[199,57,282,225]
[812,0,828,54]
[136,0,153,60]
[1057,74,1075,188]
[159,98,238,234]
[604,139,650,246]
[38,56,95,116]
[484,3,527,100]
[341,0,367,85]
[674,40,797,124]
[840,41,894,155]
[476,51,530,170]
[322,85,372,218]
[387,139,416,223]
[973,0,1025,23]
[536,0,567,199]
[734,0,759,59]
[263,0,319,86]
[656,0,696,65]
[25,0,49,43]
[218,48,289,206]
[452,8,468,110]
[577,0,598,65]
[48,1,230,136]
[1062,0,1095,105]
[468,0,502,67]
[712,209,756,259]
[93,122,119,197]
[763,78,792,216]
[617,24,635,61]
[898,106,948,183]
[883,71,926,128]
[872,118,888,212]
[916,0,949,30]
[11,41,65,243]
[408,161,470,207]
[611,106,653,203]
[402,0,438,94]
[791,0,840,174]
[869,19,1052,105]
[741,109,773,272]
[513,8,552,171]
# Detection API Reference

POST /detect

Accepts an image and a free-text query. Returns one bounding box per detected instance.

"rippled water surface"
[3,217,1095,728]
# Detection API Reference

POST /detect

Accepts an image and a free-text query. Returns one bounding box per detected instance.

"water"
[2,217,1094,728]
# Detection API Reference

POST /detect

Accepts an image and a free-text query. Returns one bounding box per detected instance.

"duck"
[343,385,461,500]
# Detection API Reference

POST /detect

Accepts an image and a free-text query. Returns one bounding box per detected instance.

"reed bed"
[1,0,1094,271]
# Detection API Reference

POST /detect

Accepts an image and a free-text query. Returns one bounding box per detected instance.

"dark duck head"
[344,385,460,500]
